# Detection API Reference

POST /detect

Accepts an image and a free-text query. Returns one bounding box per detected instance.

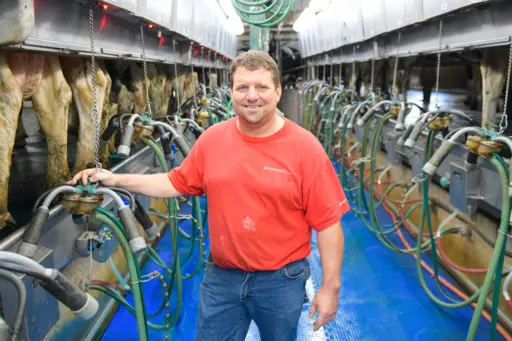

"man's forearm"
[317,221,344,291]
[113,173,182,198]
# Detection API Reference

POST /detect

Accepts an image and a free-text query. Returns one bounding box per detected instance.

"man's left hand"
[308,286,339,331]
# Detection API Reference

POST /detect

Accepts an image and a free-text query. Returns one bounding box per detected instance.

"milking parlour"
[1,0,512,340]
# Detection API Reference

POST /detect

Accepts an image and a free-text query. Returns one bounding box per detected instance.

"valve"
[199,97,211,105]
[133,121,154,140]
[465,135,482,154]
[389,102,401,118]
[196,111,210,126]
[62,193,104,215]
[427,115,452,131]
[477,140,502,158]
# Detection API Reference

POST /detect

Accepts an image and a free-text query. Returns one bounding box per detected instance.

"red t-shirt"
[168,117,350,271]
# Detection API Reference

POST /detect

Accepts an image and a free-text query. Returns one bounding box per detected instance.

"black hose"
[32,185,70,213]
[154,125,173,157]
[108,188,136,211]
[0,269,26,341]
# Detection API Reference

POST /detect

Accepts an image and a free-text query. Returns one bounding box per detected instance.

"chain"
[330,53,333,87]
[339,61,342,87]
[352,46,356,90]
[208,50,212,85]
[201,49,206,85]
[190,46,197,109]
[140,22,151,116]
[370,58,375,93]
[88,1,101,170]
[434,20,443,110]
[392,32,401,99]
[172,39,181,115]
[499,43,512,134]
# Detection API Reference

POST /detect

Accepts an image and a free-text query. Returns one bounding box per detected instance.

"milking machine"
[297,26,512,339]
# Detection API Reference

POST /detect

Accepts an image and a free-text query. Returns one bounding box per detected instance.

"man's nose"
[246,87,259,101]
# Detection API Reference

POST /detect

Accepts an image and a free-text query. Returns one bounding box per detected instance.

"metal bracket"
[449,162,480,214]
[410,144,425,178]
[383,130,402,166]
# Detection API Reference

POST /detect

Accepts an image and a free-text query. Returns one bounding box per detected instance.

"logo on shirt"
[242,216,256,232]
[263,166,291,175]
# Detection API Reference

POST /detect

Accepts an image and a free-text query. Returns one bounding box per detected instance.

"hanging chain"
[201,49,206,86]
[434,20,443,110]
[88,1,101,170]
[330,53,333,87]
[392,32,401,100]
[140,22,152,116]
[172,39,181,115]
[208,50,212,85]
[352,46,356,90]
[370,58,375,93]
[339,61,342,87]
[190,45,197,109]
[499,43,512,134]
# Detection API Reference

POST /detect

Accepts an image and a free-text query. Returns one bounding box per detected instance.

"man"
[70,51,349,341]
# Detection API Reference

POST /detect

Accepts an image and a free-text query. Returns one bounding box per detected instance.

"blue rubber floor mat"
[102,191,501,341]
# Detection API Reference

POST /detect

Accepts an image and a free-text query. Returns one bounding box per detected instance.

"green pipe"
[88,285,173,331]
[466,156,510,340]
[94,211,149,341]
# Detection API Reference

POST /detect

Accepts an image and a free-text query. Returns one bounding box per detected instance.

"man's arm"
[317,221,344,291]
[309,221,344,331]
[112,173,183,198]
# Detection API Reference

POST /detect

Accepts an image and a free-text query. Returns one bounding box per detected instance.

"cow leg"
[147,63,165,117]
[0,53,23,228]
[61,58,107,172]
[14,105,27,147]
[480,47,508,129]
[400,56,416,102]
[97,60,112,167]
[31,56,73,187]
[158,64,172,117]
[129,63,146,114]
[420,65,435,105]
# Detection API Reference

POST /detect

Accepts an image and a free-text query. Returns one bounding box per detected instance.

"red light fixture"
[102,4,109,10]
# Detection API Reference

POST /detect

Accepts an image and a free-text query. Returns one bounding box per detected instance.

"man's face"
[230,67,282,126]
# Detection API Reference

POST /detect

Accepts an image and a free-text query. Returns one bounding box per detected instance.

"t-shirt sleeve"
[167,137,205,197]
[303,147,350,231]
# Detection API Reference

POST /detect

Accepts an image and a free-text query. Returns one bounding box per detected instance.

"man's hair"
[230,51,280,88]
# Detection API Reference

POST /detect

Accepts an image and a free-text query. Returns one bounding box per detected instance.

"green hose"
[232,0,294,28]
[94,211,149,341]
[88,285,173,331]
[142,138,184,325]
[466,156,510,340]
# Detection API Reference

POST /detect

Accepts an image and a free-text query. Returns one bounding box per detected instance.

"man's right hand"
[68,168,117,187]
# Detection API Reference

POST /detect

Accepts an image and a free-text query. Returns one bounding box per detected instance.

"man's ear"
[276,84,282,99]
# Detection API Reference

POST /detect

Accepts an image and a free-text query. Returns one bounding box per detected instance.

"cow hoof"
[0,212,16,230]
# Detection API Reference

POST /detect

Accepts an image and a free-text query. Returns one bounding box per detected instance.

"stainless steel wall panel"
[361,0,387,39]
[103,0,137,13]
[384,0,423,31]
[422,0,489,20]
[340,2,364,44]
[144,0,172,28]
[171,0,194,37]
[0,0,35,45]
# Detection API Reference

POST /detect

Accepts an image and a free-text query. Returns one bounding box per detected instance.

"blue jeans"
[195,257,310,341]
